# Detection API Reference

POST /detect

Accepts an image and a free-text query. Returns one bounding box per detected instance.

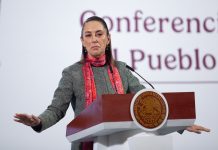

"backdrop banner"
[0,0,217,150]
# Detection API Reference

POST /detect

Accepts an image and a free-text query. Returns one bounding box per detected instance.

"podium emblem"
[130,89,169,132]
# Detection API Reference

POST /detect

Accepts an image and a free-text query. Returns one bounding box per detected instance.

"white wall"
[0,0,217,149]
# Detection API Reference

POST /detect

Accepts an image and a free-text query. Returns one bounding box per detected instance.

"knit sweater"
[34,61,145,150]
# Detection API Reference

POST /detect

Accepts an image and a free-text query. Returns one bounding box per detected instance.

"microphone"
[126,65,155,89]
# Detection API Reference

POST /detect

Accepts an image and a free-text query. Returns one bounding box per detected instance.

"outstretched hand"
[14,113,41,127]
[186,124,210,134]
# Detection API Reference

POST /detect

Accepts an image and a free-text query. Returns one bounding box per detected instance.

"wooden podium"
[66,90,196,150]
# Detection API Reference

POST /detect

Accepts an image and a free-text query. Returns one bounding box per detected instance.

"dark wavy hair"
[80,16,114,66]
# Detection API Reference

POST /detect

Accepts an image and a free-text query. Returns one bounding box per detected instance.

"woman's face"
[81,21,110,58]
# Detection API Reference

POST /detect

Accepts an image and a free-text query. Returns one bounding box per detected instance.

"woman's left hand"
[186,124,210,134]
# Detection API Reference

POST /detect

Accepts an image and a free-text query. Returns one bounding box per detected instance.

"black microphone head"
[126,65,135,72]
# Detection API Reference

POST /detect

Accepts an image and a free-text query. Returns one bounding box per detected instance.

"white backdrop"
[0,0,217,149]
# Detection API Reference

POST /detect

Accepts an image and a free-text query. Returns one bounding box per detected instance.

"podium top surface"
[66,92,195,137]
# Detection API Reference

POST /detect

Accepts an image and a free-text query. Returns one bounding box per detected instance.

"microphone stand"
[126,65,155,89]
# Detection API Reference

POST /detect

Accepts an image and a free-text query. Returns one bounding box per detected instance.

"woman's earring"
[83,47,87,53]
[106,45,109,51]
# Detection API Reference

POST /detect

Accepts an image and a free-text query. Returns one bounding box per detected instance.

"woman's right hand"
[14,113,41,127]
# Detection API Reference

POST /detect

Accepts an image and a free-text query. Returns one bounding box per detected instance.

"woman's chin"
[89,52,104,58]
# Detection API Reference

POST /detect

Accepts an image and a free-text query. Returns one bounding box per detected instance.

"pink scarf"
[82,54,124,107]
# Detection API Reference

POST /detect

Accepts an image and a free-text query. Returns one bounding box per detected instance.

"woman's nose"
[91,35,98,42]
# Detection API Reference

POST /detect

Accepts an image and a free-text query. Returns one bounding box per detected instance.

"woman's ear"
[107,34,111,44]
[80,37,85,47]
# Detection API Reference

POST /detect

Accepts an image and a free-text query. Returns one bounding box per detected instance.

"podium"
[66,90,196,150]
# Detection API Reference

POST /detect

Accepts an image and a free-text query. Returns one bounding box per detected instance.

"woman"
[14,16,210,150]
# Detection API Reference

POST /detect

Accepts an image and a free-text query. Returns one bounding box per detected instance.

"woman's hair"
[80,16,114,66]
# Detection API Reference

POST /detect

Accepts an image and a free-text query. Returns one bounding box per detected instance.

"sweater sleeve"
[35,68,74,132]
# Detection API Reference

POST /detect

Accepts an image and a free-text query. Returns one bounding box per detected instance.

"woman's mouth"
[91,46,100,50]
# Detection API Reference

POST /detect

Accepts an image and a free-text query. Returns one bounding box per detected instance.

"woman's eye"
[96,33,103,37]
[85,34,91,37]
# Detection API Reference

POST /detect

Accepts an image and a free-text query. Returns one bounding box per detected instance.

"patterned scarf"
[82,54,124,107]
